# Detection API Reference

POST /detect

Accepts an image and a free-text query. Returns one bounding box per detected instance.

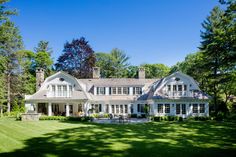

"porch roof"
[25,90,88,101]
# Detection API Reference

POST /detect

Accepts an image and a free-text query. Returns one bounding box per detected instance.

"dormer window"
[59,78,65,81]
[175,77,180,81]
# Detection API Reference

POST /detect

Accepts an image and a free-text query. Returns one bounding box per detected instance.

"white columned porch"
[48,102,52,116]
[66,103,70,117]
[34,103,38,113]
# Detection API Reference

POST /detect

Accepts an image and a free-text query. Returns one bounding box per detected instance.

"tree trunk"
[7,72,11,113]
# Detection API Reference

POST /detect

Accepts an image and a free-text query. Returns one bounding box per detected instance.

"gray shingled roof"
[79,78,158,87]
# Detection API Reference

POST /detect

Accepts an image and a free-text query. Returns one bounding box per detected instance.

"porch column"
[35,103,38,113]
[48,102,52,116]
[66,103,70,117]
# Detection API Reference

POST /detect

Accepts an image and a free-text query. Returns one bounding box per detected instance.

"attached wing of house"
[25,68,210,118]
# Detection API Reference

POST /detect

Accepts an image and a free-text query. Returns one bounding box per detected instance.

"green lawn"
[0,118,236,157]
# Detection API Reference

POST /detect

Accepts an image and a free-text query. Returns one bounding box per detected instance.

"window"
[200,104,205,113]
[123,87,129,95]
[91,104,94,113]
[137,104,140,112]
[193,104,198,113]
[52,104,59,113]
[131,104,133,113]
[52,85,56,96]
[158,104,163,113]
[63,85,67,96]
[124,105,128,113]
[78,104,83,112]
[99,104,102,112]
[111,105,115,113]
[94,104,99,113]
[173,85,177,91]
[69,85,72,97]
[69,105,73,114]
[182,104,186,114]
[109,87,112,95]
[112,87,116,95]
[167,85,171,91]
[99,87,105,95]
[106,104,109,113]
[165,104,170,113]
[118,87,122,94]
[136,87,142,95]
[58,85,62,96]
[176,104,180,114]
[140,104,145,113]
[120,105,123,113]
[116,105,119,114]
[184,85,187,91]
[178,85,182,91]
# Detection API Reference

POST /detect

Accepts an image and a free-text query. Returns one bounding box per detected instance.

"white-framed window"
[158,104,163,113]
[133,87,142,95]
[123,87,129,95]
[62,85,67,97]
[112,87,117,95]
[200,104,205,113]
[99,87,105,95]
[118,87,122,94]
[52,85,56,97]
[58,85,62,96]
[193,104,198,113]
[165,104,170,113]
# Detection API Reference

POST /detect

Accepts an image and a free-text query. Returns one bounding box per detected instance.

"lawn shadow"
[0,121,236,157]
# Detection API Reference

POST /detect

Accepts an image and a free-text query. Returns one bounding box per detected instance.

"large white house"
[25,67,209,118]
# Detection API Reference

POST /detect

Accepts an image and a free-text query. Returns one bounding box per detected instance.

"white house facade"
[25,67,210,118]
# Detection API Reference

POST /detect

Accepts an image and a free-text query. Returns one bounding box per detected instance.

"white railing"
[166,91,193,97]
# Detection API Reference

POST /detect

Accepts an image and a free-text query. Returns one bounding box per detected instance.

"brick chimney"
[36,68,44,91]
[138,67,145,79]
[93,67,100,79]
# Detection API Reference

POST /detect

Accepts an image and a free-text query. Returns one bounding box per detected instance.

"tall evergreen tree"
[34,40,53,55]
[55,37,96,78]
[0,21,23,112]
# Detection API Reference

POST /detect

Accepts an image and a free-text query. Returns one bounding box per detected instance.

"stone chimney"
[93,67,100,79]
[36,68,44,91]
[138,67,145,79]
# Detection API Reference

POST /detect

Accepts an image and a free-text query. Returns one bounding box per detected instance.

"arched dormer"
[39,71,85,98]
[153,71,201,98]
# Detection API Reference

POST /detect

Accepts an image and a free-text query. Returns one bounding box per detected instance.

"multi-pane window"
[176,104,180,114]
[112,87,117,94]
[118,87,122,94]
[63,85,67,96]
[120,105,123,113]
[52,85,56,96]
[99,87,105,95]
[124,105,128,113]
[116,105,119,113]
[69,85,72,96]
[182,104,186,114]
[58,85,62,96]
[158,104,163,113]
[184,85,187,91]
[165,104,170,113]
[167,85,171,91]
[123,87,129,95]
[131,104,133,113]
[134,87,142,95]
[52,104,59,113]
[106,104,109,113]
[178,85,182,91]
[111,105,115,113]
[200,104,205,113]
[173,85,177,91]
[193,104,198,113]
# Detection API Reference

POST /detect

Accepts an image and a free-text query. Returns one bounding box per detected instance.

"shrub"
[178,117,183,122]
[131,114,137,118]
[39,116,66,121]
[141,114,146,118]
[167,116,175,121]
[153,116,161,121]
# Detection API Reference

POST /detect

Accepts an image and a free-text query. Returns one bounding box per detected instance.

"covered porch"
[27,101,89,117]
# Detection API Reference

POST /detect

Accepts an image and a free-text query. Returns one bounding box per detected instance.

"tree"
[0,21,23,112]
[110,48,130,78]
[55,37,96,78]
[34,40,53,55]
[141,63,170,78]
[200,4,236,112]
[0,0,16,23]
[95,48,130,78]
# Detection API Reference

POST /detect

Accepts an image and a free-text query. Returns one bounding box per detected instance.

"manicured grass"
[0,118,236,157]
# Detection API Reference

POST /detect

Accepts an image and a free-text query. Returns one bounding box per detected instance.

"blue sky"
[8,0,219,67]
